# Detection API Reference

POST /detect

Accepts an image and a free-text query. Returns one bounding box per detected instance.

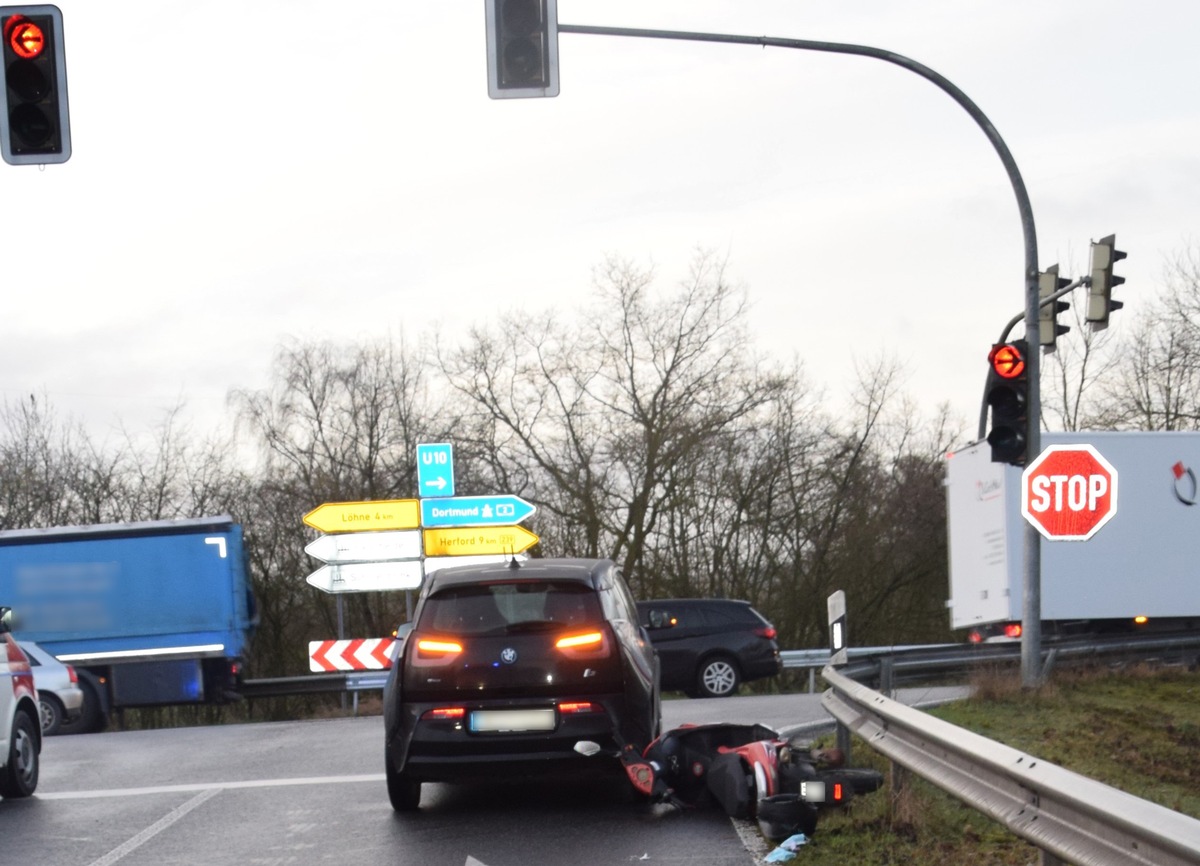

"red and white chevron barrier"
[308,638,394,672]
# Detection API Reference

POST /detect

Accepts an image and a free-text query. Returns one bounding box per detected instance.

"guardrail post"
[890,760,908,817]
[808,668,816,694]
[836,721,851,764]
[879,656,895,698]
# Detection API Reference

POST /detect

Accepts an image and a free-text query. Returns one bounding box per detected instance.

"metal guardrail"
[243,633,1200,699]
[821,654,1200,866]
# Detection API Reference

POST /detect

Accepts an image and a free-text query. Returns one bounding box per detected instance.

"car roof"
[424,557,614,595]
[637,598,752,606]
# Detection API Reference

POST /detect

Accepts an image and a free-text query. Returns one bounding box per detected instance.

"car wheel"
[38,693,65,737]
[696,655,740,698]
[0,709,39,798]
[385,749,421,811]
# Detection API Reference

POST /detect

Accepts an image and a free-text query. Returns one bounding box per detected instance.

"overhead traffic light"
[1038,264,1071,353]
[1,5,70,165]
[485,0,559,99]
[985,340,1029,465]
[1087,234,1126,332]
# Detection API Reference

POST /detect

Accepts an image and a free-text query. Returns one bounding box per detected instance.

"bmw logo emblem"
[500,648,518,664]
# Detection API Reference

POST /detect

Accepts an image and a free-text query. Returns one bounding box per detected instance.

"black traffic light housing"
[1,4,70,165]
[1038,264,1071,353]
[986,340,1029,465]
[485,0,559,99]
[1087,234,1126,332]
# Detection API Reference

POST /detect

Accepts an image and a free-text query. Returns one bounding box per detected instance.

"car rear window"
[421,582,602,636]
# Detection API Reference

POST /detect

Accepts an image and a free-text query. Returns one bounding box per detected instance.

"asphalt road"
[1,687,968,866]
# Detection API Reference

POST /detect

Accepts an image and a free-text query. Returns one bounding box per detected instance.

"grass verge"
[789,664,1198,865]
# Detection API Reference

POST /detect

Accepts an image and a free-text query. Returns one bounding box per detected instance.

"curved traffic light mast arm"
[561,23,1041,450]
[558,21,1047,686]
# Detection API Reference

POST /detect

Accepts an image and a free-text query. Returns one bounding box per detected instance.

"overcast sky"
[2,1,1197,447]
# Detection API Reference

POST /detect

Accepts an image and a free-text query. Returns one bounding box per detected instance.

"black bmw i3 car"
[383,558,661,811]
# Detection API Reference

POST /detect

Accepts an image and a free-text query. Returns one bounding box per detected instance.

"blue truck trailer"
[0,515,256,731]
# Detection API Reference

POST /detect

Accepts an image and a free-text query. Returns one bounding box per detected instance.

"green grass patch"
[790,664,1198,864]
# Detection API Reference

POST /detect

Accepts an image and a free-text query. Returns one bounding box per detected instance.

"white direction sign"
[423,554,528,575]
[306,561,423,594]
[305,530,421,563]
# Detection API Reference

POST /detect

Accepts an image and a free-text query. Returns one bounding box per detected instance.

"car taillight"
[413,636,464,666]
[554,629,610,658]
[421,707,466,721]
[1003,623,1022,639]
[558,701,600,715]
[66,665,78,685]
[755,626,777,640]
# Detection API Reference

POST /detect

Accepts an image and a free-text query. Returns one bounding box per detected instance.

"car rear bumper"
[389,694,631,782]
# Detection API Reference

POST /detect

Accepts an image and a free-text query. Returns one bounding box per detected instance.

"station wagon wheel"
[0,709,39,798]
[38,693,65,736]
[697,655,740,698]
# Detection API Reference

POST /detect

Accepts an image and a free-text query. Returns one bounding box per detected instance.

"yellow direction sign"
[422,525,539,557]
[303,499,420,533]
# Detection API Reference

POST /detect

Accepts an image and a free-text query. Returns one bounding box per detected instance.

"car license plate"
[469,708,556,732]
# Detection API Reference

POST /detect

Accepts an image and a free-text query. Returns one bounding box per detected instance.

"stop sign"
[1021,444,1118,540]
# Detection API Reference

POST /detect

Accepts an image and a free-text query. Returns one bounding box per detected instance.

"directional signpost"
[306,560,424,593]
[420,494,536,528]
[304,530,421,564]
[303,499,420,533]
[417,443,455,498]
[423,525,539,557]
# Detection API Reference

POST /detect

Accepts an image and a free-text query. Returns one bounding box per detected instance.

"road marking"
[38,773,386,800]
[84,788,220,866]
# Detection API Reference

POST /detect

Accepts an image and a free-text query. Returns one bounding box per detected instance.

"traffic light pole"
[556,22,1046,686]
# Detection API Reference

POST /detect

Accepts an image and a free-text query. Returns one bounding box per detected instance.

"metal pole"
[559,22,1044,686]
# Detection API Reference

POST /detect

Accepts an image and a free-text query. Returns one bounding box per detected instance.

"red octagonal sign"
[1021,444,1118,540]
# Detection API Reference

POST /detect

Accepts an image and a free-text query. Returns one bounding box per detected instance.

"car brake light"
[832,782,845,802]
[755,626,777,640]
[67,665,78,684]
[1003,623,1022,639]
[558,701,599,715]
[421,707,466,720]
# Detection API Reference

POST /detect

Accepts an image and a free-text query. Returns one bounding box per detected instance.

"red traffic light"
[5,17,44,60]
[989,343,1026,379]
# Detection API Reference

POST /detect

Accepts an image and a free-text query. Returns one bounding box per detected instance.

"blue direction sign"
[417,442,454,498]
[421,494,536,528]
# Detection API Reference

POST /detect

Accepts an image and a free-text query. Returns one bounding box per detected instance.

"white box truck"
[946,432,1200,640]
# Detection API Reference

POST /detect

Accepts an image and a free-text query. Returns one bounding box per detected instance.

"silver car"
[18,643,83,736]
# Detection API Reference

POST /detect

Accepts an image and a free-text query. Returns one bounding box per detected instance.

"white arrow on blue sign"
[417,443,455,498]
[420,494,536,528]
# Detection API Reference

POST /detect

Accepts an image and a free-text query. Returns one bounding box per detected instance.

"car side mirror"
[0,606,12,634]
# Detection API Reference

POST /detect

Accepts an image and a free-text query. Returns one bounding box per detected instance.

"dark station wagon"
[637,598,783,698]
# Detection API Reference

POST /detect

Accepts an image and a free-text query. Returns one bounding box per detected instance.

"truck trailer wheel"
[0,709,39,798]
[64,679,108,735]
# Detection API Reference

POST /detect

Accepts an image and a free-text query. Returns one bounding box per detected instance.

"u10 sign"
[1021,444,1118,541]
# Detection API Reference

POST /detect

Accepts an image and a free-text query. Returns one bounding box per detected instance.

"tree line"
[1,247,1189,689]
